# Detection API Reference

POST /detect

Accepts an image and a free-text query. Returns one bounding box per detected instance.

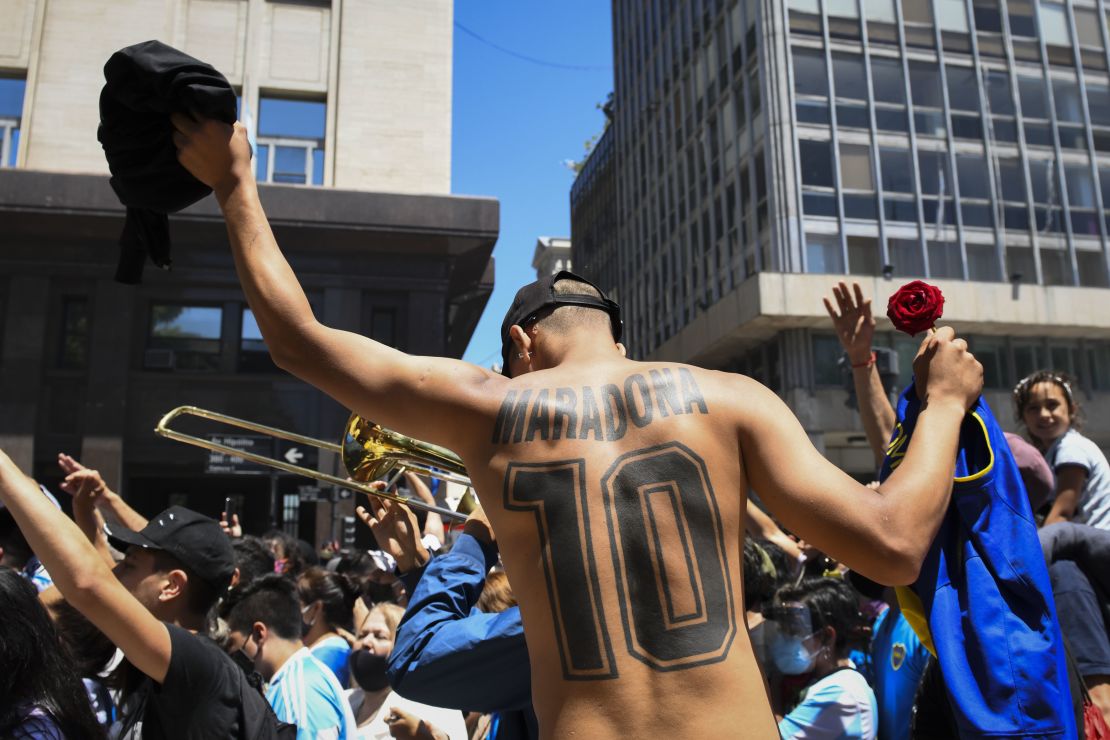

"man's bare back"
[171,115,982,739]
[467,359,777,738]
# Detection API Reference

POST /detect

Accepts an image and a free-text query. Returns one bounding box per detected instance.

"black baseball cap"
[105,505,235,593]
[499,270,623,377]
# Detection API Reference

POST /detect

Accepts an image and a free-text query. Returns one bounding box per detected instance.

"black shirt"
[120,623,273,739]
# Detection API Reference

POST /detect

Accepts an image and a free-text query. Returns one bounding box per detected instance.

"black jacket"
[98,40,237,284]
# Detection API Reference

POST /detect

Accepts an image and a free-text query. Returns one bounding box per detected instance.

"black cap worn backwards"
[105,505,235,593]
[499,270,623,377]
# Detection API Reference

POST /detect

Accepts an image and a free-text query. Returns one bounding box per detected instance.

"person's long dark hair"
[297,566,360,631]
[0,567,105,738]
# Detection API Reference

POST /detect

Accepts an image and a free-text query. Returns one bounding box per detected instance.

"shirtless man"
[171,115,983,738]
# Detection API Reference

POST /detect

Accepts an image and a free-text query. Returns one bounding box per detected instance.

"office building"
[573,0,1110,474]
[0,0,498,542]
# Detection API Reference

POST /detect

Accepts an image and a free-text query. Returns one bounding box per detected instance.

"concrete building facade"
[572,0,1110,477]
[531,236,573,279]
[0,0,498,544]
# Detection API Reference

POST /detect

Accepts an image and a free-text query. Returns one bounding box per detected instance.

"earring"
[517,352,530,360]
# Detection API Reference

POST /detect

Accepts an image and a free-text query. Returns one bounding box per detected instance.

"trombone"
[154,406,474,522]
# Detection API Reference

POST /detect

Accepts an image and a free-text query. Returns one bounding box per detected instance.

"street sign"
[276,439,319,471]
[205,435,272,475]
[297,484,323,502]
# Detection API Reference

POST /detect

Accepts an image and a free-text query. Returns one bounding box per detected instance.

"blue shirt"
[870,604,928,740]
[267,647,357,740]
[879,385,1075,739]
[778,668,877,739]
[311,635,352,689]
[388,533,538,739]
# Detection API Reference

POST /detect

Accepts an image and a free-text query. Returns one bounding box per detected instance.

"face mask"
[348,649,391,692]
[770,633,818,675]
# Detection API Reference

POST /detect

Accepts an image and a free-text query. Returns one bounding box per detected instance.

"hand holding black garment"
[98,40,238,284]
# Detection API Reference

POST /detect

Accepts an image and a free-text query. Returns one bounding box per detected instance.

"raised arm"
[823,282,896,465]
[58,454,148,532]
[740,327,982,585]
[0,451,172,683]
[170,115,500,453]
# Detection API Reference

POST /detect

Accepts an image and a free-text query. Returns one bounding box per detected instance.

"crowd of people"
[0,282,1106,738]
[2,108,1109,739]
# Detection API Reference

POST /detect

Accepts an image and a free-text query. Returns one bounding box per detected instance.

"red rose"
[887,281,944,336]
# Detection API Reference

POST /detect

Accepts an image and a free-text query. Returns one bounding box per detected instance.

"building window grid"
[787,0,1110,284]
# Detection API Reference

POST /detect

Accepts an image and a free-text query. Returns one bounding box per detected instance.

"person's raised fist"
[912,326,983,412]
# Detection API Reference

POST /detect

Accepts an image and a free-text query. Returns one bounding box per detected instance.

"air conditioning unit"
[144,348,176,370]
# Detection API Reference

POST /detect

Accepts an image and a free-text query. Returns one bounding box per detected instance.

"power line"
[454,21,611,72]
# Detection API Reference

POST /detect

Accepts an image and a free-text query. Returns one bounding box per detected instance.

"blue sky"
[452,1,614,368]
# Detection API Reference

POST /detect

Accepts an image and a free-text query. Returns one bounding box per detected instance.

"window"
[936,0,971,51]
[789,0,822,35]
[1008,0,1041,62]
[832,53,867,101]
[799,139,834,187]
[841,143,877,219]
[1089,343,1110,390]
[256,97,326,186]
[909,61,946,136]
[967,242,1001,280]
[957,153,994,229]
[928,241,963,278]
[147,305,222,371]
[971,336,1010,388]
[793,47,828,97]
[1064,164,1099,237]
[974,0,1005,56]
[889,238,926,276]
[1018,75,1052,147]
[864,0,898,43]
[239,308,279,373]
[918,150,956,228]
[812,334,845,385]
[947,64,982,139]
[1074,8,1107,71]
[983,69,1017,143]
[0,77,25,168]
[806,234,844,273]
[1076,246,1108,287]
[848,236,882,274]
[827,0,861,40]
[58,297,90,370]
[870,57,906,104]
[1030,159,1065,235]
[1038,2,1073,66]
[880,148,914,193]
[902,0,935,47]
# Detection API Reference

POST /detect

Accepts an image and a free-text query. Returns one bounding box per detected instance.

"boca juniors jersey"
[878,385,1074,739]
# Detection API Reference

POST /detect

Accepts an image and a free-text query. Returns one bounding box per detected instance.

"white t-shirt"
[346,688,467,740]
[778,667,878,740]
[1046,429,1110,530]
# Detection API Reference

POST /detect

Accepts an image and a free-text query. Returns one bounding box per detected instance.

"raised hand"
[170,113,253,199]
[219,511,242,538]
[823,281,876,364]
[355,483,430,573]
[59,467,109,506]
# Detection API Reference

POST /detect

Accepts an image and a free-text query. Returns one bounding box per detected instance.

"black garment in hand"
[98,40,237,284]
